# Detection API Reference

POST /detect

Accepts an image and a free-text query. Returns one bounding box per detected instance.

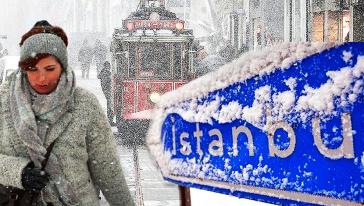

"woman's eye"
[28,67,37,71]
[46,67,55,71]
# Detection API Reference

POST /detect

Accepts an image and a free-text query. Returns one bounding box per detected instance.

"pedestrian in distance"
[98,61,114,125]
[0,42,8,58]
[93,39,107,76]
[78,39,93,79]
[0,42,3,58]
[0,43,7,82]
[0,20,135,206]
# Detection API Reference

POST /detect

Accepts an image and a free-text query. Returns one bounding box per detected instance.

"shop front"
[310,0,363,42]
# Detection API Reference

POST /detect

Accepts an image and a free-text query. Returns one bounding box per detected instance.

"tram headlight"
[127,22,134,31]
[175,22,184,31]
[149,92,161,104]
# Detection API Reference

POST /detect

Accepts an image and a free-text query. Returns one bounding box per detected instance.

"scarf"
[9,68,78,205]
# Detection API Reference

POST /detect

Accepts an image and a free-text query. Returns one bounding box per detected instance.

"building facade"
[305,0,362,42]
[222,0,363,52]
[247,0,285,49]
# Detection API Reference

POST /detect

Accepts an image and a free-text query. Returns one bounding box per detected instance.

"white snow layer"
[343,50,353,63]
[296,56,364,119]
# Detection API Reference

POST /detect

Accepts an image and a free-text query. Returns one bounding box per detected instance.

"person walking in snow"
[93,39,107,76]
[0,20,134,206]
[78,39,93,79]
[98,61,113,125]
[0,42,8,58]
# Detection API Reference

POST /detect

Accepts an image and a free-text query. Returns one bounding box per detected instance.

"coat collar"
[43,109,74,149]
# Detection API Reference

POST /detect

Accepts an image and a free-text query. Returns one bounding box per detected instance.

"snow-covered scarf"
[9,68,78,205]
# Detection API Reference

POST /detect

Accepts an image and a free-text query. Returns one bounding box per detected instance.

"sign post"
[147,42,364,205]
[179,186,191,206]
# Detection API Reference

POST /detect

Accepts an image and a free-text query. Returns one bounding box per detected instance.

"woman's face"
[26,56,62,94]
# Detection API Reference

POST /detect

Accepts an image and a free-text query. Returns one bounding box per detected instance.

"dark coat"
[98,66,111,97]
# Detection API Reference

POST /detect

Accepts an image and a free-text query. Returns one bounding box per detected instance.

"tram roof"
[112,34,194,43]
[126,6,178,21]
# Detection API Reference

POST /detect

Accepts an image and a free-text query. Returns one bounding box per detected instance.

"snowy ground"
[75,66,273,206]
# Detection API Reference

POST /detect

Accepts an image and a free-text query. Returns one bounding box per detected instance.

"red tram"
[111,0,196,144]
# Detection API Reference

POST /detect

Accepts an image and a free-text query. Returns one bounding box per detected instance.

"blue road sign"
[147,42,364,205]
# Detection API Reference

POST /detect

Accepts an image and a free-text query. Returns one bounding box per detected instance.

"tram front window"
[140,43,171,79]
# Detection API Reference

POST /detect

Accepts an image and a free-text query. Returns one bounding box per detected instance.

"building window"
[311,9,350,42]
[343,10,350,41]
[328,11,340,42]
[312,12,324,42]
[253,18,262,49]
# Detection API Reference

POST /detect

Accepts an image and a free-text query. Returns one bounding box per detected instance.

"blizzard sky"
[0,0,138,55]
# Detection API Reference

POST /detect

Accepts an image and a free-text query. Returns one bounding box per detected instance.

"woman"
[0,20,134,205]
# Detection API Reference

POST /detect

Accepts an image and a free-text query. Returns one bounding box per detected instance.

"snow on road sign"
[147,42,364,205]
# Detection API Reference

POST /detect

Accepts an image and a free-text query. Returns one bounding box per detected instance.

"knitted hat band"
[20,33,68,69]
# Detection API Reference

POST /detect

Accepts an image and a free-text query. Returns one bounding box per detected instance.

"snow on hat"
[20,32,68,69]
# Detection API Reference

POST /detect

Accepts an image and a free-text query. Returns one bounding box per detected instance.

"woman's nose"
[38,72,46,82]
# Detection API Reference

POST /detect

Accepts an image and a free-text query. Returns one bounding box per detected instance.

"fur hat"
[19,20,68,70]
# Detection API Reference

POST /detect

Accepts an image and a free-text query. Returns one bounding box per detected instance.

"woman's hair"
[19,20,68,47]
[19,20,68,71]
[19,53,53,71]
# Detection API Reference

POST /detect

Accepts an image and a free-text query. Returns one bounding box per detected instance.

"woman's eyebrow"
[44,65,56,68]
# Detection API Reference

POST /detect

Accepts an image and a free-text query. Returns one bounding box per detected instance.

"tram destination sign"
[147,42,364,205]
[124,19,184,30]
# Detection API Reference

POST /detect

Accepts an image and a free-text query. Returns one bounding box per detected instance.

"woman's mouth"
[33,84,52,94]
[34,84,49,91]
